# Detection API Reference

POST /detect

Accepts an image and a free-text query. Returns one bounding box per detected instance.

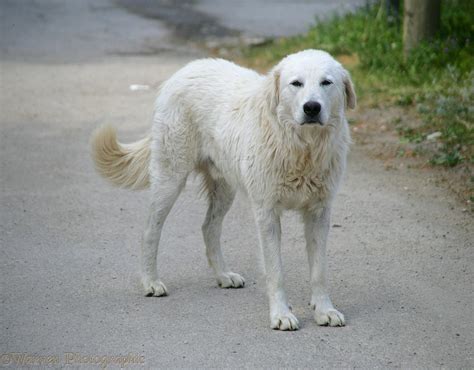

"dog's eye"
[321,79,333,86]
[290,80,303,87]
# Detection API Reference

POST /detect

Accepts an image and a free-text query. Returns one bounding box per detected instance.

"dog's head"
[265,49,356,127]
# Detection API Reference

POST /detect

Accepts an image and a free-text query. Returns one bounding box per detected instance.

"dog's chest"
[275,150,334,209]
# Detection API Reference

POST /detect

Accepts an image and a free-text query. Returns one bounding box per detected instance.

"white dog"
[91,49,356,331]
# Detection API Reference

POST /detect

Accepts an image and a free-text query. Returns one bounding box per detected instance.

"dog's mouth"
[301,119,323,126]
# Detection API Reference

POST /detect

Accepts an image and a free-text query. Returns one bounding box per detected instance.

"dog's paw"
[142,279,168,297]
[217,272,245,288]
[314,308,345,327]
[270,311,299,331]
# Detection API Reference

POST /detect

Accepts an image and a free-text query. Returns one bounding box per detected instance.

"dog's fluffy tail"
[91,125,151,190]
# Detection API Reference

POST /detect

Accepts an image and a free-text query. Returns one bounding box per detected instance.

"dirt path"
[1,1,472,368]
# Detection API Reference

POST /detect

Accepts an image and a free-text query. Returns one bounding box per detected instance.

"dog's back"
[155,58,263,121]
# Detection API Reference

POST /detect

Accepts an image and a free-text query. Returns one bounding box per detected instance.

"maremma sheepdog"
[92,49,356,331]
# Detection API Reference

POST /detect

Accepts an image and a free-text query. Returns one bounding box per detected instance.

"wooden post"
[403,0,441,57]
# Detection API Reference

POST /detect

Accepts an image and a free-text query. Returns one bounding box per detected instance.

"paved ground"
[1,0,473,368]
[118,0,366,40]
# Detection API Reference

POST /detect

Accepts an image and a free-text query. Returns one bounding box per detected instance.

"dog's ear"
[342,69,356,109]
[264,67,280,113]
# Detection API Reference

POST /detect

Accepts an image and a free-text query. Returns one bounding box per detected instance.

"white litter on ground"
[129,84,150,91]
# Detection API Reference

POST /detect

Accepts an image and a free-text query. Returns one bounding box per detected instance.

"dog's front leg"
[254,207,299,331]
[304,207,345,326]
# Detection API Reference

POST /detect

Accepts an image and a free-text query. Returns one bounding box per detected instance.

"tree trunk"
[403,0,441,57]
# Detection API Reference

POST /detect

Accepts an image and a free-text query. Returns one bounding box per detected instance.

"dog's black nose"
[303,101,321,117]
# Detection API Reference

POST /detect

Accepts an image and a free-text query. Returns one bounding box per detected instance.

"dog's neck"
[257,108,348,175]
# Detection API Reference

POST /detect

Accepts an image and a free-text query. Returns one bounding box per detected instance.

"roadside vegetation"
[239,0,473,200]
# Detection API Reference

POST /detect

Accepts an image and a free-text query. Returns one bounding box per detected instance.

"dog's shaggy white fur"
[92,49,356,330]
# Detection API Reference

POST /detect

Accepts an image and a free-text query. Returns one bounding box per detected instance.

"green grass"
[242,0,474,167]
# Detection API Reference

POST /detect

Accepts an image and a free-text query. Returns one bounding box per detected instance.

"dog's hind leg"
[202,177,245,288]
[141,172,187,297]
